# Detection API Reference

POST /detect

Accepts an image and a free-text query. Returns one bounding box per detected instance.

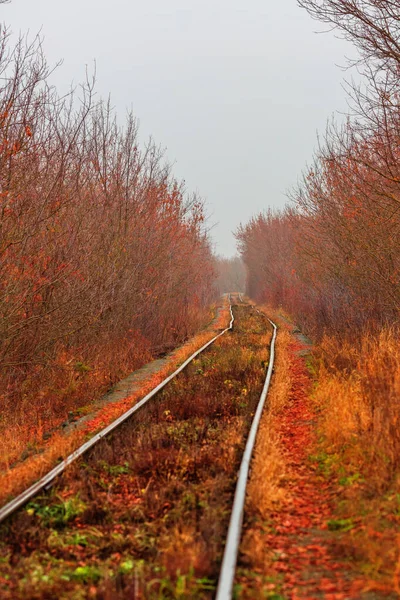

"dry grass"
[0,297,231,506]
[246,328,292,518]
[250,310,400,491]
[315,328,400,488]
[239,308,400,594]
[0,337,152,470]
[0,304,272,599]
[238,324,293,597]
[306,328,400,586]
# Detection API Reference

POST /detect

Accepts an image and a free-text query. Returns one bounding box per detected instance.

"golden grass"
[315,328,400,487]
[246,328,292,518]
[237,321,295,598]
[239,306,400,593]
[250,307,400,492]
[306,329,400,586]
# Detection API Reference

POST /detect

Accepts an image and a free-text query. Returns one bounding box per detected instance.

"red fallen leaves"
[267,340,370,599]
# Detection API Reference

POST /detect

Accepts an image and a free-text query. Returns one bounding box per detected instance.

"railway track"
[216,314,277,600]
[0,297,235,525]
[0,295,277,599]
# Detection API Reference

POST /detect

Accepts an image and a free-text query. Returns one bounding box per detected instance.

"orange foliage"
[0,27,217,489]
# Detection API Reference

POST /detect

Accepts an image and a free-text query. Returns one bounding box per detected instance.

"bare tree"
[298,2,400,64]
[0,25,216,460]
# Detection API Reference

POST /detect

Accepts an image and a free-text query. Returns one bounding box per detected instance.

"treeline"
[215,256,246,294]
[0,29,215,413]
[238,0,400,339]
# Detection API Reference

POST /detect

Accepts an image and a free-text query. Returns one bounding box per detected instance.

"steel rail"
[0,297,235,525]
[216,315,277,600]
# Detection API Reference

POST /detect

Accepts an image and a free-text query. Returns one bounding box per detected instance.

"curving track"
[0,296,234,525]
[216,313,277,599]
[0,294,277,599]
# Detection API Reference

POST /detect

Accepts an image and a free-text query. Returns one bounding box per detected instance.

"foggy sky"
[3,0,353,256]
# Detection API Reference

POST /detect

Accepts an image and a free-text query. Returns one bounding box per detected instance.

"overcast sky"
[4,0,353,256]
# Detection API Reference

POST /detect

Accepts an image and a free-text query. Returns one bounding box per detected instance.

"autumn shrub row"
[237,2,400,339]
[237,1,400,486]
[0,29,215,456]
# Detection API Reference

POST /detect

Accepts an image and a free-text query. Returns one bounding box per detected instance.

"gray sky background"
[4,0,353,256]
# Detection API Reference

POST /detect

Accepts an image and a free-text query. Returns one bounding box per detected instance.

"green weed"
[327,518,354,532]
[26,495,86,527]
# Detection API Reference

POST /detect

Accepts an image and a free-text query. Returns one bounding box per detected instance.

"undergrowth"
[311,329,400,589]
[0,302,272,599]
[0,298,228,507]
[236,309,400,597]
[237,319,292,599]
